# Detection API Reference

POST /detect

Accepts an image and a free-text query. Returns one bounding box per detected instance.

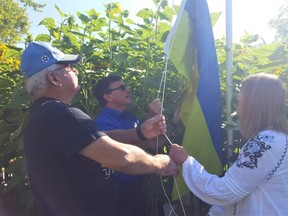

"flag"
[164,0,223,200]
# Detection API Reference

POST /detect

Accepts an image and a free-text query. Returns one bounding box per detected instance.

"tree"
[269,1,288,42]
[0,0,45,44]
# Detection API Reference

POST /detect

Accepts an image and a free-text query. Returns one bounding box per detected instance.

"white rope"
[156,60,187,216]
[153,0,189,214]
[164,134,187,216]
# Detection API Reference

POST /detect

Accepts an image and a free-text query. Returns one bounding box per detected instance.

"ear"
[103,93,112,102]
[47,72,61,87]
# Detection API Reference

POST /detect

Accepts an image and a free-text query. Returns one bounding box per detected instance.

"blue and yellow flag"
[164,0,223,200]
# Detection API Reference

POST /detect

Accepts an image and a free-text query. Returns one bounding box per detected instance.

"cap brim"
[57,54,82,64]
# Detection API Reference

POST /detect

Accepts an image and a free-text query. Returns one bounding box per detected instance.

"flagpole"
[225,0,234,166]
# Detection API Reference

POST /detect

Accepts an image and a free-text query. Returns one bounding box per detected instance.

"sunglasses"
[54,64,74,72]
[106,85,127,93]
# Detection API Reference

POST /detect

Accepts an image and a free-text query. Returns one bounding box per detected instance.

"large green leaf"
[77,12,90,24]
[38,17,56,29]
[35,34,51,42]
[55,5,64,18]
[136,8,153,19]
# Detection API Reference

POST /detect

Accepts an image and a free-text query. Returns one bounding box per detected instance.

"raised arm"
[105,114,167,144]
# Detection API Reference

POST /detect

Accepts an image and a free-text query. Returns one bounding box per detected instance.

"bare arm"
[79,135,178,176]
[104,128,143,144]
[104,114,167,144]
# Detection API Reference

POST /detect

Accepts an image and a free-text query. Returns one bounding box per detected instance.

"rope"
[164,134,187,216]
[155,60,187,216]
[153,0,188,215]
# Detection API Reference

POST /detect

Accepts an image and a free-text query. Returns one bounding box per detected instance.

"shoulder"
[43,101,91,123]
[96,108,116,122]
[256,130,287,148]
[247,130,286,149]
[236,130,287,169]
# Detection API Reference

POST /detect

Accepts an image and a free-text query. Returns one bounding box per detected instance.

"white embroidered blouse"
[182,130,288,215]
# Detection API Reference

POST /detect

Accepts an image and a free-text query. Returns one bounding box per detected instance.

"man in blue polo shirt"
[93,75,164,216]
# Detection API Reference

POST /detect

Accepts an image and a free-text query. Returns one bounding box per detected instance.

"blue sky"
[27,0,285,43]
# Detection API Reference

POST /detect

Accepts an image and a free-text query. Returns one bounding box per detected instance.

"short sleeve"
[53,106,106,158]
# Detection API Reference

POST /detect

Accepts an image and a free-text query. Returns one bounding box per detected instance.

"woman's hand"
[169,144,189,165]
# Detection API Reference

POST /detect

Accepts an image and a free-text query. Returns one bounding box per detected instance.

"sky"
[27,0,286,43]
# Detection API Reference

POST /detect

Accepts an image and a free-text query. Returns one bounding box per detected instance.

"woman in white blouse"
[170,73,288,215]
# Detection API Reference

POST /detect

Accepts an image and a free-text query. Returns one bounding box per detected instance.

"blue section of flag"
[165,0,224,200]
[185,0,223,161]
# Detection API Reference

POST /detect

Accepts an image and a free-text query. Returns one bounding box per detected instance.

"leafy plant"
[1,1,288,215]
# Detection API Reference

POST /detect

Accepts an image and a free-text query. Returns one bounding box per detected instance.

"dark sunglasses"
[106,85,127,93]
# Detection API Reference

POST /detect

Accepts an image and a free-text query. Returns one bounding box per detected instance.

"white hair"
[25,64,60,97]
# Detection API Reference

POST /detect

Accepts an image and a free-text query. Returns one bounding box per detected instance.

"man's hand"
[140,114,167,139]
[169,144,189,165]
[148,99,164,117]
[153,154,179,176]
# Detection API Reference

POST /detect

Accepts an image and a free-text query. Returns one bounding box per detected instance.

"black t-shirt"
[24,97,118,216]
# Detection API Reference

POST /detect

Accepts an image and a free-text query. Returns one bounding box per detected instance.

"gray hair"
[25,64,60,97]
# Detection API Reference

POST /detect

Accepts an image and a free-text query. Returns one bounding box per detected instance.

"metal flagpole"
[225,0,234,166]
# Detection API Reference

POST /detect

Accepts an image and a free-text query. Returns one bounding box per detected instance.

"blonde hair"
[239,73,288,139]
[25,64,60,97]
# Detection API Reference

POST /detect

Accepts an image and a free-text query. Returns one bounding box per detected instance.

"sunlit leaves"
[0,0,29,44]
[104,2,122,19]
[38,17,56,30]
[1,1,288,214]
[269,2,288,42]
[34,34,50,42]
[137,8,154,20]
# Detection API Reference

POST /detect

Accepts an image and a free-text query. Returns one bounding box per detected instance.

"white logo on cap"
[41,56,49,62]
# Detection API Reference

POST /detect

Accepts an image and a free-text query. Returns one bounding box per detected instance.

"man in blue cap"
[21,41,178,216]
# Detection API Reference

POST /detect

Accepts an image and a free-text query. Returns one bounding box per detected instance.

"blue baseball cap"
[21,41,81,78]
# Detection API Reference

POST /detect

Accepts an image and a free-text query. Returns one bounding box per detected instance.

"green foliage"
[0,0,288,215]
[0,0,29,44]
[217,32,288,164]
[18,0,46,12]
[269,1,288,42]
[0,44,32,215]
[0,2,183,214]
[0,0,45,44]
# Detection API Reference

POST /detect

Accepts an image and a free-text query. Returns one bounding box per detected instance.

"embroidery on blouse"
[233,135,288,215]
[233,203,237,216]
[267,135,288,180]
[236,134,272,169]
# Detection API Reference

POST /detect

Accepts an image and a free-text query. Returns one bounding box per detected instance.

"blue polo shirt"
[95,107,144,182]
